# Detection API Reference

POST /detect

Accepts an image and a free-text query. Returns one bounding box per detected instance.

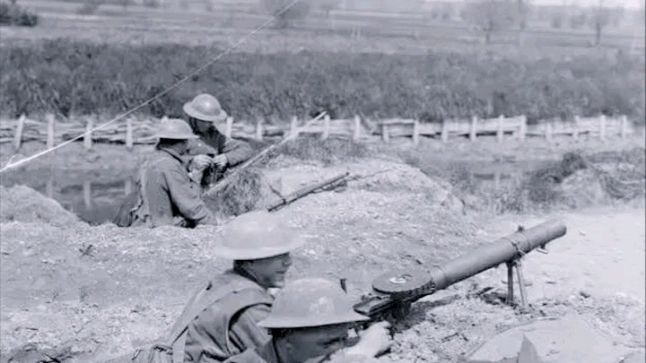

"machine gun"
[352,219,567,323]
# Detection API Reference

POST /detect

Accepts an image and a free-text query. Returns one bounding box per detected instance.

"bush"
[0,2,38,26]
[0,39,644,122]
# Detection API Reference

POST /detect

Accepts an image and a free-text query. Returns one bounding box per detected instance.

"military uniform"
[132,147,215,228]
[183,270,273,363]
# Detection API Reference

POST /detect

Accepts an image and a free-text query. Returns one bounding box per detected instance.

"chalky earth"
[1,151,644,363]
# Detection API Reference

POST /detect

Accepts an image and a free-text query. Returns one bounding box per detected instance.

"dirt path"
[477,207,645,304]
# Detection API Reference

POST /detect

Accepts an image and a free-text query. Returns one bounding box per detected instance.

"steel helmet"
[155,118,199,140]
[183,93,228,123]
[211,210,305,260]
[258,278,370,329]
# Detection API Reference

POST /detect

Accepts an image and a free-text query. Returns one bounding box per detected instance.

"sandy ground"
[0,135,644,363]
[1,155,644,363]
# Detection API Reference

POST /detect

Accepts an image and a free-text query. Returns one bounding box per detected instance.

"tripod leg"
[515,260,528,308]
[506,261,515,306]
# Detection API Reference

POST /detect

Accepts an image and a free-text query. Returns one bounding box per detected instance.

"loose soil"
[1,148,644,363]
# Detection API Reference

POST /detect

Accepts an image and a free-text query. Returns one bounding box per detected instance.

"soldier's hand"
[192,154,213,170]
[345,321,392,358]
[213,154,228,168]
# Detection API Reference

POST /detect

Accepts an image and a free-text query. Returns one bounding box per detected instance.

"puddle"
[0,160,555,225]
[0,169,138,225]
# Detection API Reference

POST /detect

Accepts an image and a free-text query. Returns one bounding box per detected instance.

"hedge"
[1,39,644,123]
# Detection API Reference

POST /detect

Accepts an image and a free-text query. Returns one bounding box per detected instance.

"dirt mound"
[0,185,81,226]
[260,156,464,215]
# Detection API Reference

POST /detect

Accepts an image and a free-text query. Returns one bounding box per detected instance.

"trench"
[0,160,554,225]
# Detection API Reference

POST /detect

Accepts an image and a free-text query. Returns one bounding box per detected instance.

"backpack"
[107,278,265,363]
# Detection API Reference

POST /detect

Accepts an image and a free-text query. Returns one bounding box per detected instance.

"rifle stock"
[353,219,567,322]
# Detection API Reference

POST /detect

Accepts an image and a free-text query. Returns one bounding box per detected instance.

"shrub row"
[0,2,38,26]
[1,39,644,123]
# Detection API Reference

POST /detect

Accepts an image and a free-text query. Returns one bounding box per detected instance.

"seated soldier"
[129,118,217,228]
[224,278,392,363]
[182,93,254,189]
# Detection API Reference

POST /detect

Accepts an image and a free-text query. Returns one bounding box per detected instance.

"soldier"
[179,211,387,363]
[179,210,302,362]
[182,93,254,188]
[129,118,217,228]
[224,278,392,363]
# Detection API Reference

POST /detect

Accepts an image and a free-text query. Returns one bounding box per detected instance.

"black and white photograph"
[0,0,644,362]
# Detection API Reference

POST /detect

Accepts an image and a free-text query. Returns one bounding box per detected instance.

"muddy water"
[0,160,553,225]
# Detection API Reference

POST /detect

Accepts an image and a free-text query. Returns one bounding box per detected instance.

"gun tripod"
[505,259,528,308]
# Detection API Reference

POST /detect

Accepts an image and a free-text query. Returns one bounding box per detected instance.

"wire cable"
[0,0,303,174]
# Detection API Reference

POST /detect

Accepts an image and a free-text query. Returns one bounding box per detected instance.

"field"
[5,0,645,54]
[1,2,645,363]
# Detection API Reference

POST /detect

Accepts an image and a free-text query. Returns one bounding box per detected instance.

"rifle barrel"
[266,172,350,211]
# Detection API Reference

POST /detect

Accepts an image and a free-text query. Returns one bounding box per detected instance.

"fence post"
[14,114,25,151]
[255,118,263,141]
[225,116,233,138]
[84,117,94,150]
[469,116,478,142]
[620,115,628,140]
[497,115,504,143]
[518,115,527,141]
[46,114,55,149]
[599,114,606,141]
[352,115,361,142]
[124,179,132,196]
[321,114,330,140]
[46,177,54,199]
[289,116,299,141]
[382,122,390,143]
[126,117,134,150]
[412,119,419,146]
[83,180,92,210]
[441,120,449,143]
[545,122,553,141]
[573,116,580,140]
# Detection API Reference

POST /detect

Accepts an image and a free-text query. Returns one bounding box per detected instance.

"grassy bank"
[2,39,644,123]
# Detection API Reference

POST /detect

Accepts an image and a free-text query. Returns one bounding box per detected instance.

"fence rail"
[0,113,643,153]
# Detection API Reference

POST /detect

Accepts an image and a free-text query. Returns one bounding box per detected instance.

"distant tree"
[316,0,340,17]
[439,3,455,20]
[143,0,160,8]
[462,0,515,44]
[550,13,563,28]
[116,0,132,11]
[261,0,311,28]
[589,0,610,46]
[512,0,531,45]
[568,8,587,29]
[608,5,624,27]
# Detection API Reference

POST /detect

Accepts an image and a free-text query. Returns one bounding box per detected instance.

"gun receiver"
[353,218,567,320]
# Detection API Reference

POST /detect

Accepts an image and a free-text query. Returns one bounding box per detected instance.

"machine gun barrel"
[427,218,566,290]
[353,219,567,318]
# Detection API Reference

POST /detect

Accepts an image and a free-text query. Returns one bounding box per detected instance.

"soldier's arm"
[164,166,215,225]
[228,303,272,353]
[219,136,254,167]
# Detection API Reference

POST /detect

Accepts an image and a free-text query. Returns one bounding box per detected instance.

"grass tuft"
[203,168,264,217]
[272,136,369,166]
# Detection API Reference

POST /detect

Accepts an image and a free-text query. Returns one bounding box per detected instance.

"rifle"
[352,219,567,323]
[265,172,350,212]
